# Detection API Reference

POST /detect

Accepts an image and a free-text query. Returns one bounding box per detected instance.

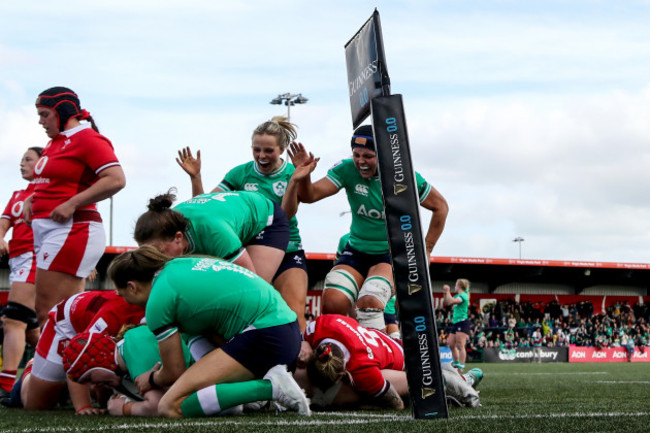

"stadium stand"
[2,248,648,363]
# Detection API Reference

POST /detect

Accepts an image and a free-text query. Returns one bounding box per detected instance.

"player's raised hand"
[176,147,202,179]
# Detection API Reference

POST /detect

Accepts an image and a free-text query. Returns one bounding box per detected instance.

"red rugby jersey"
[1,183,36,258]
[304,314,404,396]
[67,290,144,335]
[32,124,120,220]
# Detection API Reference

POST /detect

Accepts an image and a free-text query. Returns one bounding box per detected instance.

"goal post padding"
[371,94,449,419]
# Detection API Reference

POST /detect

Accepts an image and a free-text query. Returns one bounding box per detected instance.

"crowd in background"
[436,297,650,360]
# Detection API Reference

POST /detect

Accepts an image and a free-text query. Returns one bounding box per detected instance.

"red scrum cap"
[63,332,117,382]
[36,86,91,131]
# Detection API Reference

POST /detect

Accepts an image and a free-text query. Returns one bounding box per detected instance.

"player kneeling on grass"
[295,314,483,410]
[63,325,199,416]
[107,245,311,418]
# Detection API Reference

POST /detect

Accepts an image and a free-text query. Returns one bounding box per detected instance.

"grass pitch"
[0,362,648,433]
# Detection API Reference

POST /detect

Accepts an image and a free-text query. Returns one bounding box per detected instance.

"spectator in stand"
[507,314,517,330]
[561,304,570,322]
[28,87,126,325]
[532,327,543,362]
[0,146,43,401]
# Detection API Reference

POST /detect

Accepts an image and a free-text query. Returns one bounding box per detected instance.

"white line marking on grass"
[455,411,650,420]
[490,372,609,375]
[0,413,414,433]
[595,381,650,384]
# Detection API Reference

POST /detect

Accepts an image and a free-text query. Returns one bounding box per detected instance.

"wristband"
[76,405,93,414]
[148,370,160,389]
[122,401,133,416]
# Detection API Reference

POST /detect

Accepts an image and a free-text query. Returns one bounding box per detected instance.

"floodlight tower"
[269,93,309,121]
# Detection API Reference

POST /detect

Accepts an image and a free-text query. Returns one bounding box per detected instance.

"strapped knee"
[356,308,386,330]
[358,276,393,308]
[2,302,39,330]
[324,269,359,304]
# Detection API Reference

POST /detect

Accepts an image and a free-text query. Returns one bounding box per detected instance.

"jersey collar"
[253,159,286,177]
[61,122,92,138]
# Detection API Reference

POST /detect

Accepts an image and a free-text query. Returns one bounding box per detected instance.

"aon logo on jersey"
[357,204,385,220]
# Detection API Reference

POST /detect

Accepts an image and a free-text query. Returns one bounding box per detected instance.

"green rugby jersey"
[174,191,274,261]
[218,160,302,253]
[326,159,431,254]
[452,291,470,323]
[117,325,193,381]
[146,257,297,344]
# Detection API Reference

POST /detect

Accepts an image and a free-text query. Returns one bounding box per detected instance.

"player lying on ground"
[294,314,482,410]
[19,291,143,414]
[62,325,199,416]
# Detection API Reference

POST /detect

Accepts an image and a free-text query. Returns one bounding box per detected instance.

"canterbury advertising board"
[483,347,568,363]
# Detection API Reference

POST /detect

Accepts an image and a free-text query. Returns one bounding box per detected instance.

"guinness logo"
[421,387,436,399]
[394,183,407,195]
[408,283,422,295]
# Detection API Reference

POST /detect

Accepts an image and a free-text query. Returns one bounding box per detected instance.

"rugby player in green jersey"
[284,125,448,332]
[107,245,310,418]
[174,117,309,334]
[443,278,472,371]
[134,189,289,284]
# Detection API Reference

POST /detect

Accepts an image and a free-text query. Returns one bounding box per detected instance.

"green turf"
[1,363,648,433]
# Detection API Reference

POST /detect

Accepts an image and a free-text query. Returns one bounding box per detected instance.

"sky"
[1,0,650,263]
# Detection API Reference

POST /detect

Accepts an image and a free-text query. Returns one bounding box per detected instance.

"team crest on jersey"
[354,184,369,196]
[244,183,259,191]
[273,181,287,196]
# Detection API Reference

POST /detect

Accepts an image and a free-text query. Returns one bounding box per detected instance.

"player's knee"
[2,302,39,330]
[323,269,358,314]
[358,276,392,308]
[322,291,352,315]
[356,308,386,330]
